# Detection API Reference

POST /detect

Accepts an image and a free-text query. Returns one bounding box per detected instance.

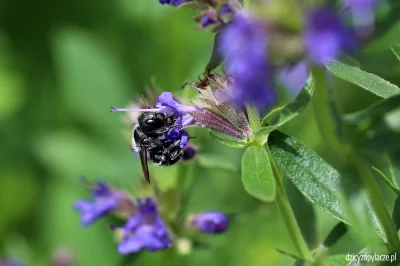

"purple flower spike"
[220,4,231,15]
[304,7,357,65]
[156,92,197,119]
[74,180,126,226]
[182,143,197,160]
[201,15,218,28]
[278,62,309,95]
[342,0,381,37]
[159,0,191,7]
[0,260,23,266]
[219,16,276,109]
[193,211,229,233]
[118,198,172,254]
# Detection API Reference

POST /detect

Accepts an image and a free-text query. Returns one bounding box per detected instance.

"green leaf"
[286,179,318,249]
[326,60,400,99]
[262,75,314,127]
[241,146,275,202]
[209,130,248,148]
[276,249,300,260]
[343,94,400,124]
[323,222,348,248]
[268,130,348,223]
[254,126,275,146]
[392,195,400,231]
[205,32,224,73]
[318,255,348,266]
[391,42,400,62]
[372,166,399,194]
[343,95,400,154]
[246,103,261,132]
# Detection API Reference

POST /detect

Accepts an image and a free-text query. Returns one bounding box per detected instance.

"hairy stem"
[266,145,312,260]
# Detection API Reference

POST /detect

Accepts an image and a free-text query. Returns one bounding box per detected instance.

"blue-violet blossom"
[193,211,229,233]
[159,0,191,6]
[219,16,276,109]
[0,260,23,266]
[342,0,381,31]
[74,180,128,226]
[303,7,356,65]
[118,198,172,254]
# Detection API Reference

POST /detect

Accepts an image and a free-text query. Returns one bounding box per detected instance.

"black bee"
[132,112,184,184]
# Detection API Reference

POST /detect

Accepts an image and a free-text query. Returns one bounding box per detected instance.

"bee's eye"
[145,118,164,128]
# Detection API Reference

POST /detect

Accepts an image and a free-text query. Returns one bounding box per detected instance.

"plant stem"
[355,160,400,252]
[311,67,400,252]
[266,145,313,260]
[372,166,400,195]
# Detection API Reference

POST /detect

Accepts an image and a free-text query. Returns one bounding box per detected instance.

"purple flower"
[278,62,309,95]
[74,180,127,226]
[193,211,229,233]
[200,15,218,28]
[159,0,191,6]
[182,143,197,160]
[304,7,357,65]
[0,260,23,266]
[199,5,231,28]
[118,198,172,254]
[342,0,381,37]
[219,16,276,109]
[220,4,231,15]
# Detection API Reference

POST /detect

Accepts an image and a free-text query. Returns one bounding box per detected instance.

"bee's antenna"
[140,94,151,109]
[180,82,188,90]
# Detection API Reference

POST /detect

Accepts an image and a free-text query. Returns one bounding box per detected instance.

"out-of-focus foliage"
[1,0,400,265]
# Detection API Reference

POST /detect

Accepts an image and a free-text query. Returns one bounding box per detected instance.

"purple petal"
[193,211,229,233]
[304,7,357,65]
[278,62,309,94]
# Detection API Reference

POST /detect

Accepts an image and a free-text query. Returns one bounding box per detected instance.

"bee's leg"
[153,124,181,135]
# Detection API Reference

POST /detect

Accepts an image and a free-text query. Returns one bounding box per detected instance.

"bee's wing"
[139,146,151,184]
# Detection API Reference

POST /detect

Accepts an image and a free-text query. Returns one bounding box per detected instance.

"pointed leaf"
[392,195,400,232]
[210,130,247,148]
[254,126,275,146]
[391,43,400,62]
[241,146,275,202]
[262,75,314,127]
[205,32,224,73]
[268,130,348,223]
[326,60,400,99]
[319,255,348,266]
[323,222,348,248]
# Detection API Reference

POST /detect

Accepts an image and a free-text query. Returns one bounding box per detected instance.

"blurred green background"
[1,0,400,265]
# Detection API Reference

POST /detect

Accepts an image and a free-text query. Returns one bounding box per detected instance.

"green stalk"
[266,145,313,260]
[311,67,400,252]
[355,160,400,252]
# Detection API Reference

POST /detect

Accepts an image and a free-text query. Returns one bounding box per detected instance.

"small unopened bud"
[51,248,74,266]
[191,211,229,233]
[182,143,198,161]
[176,238,193,255]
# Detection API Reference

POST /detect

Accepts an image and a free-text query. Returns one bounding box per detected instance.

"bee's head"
[138,112,171,133]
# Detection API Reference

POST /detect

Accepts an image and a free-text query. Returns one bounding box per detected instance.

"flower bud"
[192,211,229,233]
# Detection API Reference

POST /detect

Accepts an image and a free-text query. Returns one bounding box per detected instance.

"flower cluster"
[0,260,23,266]
[159,0,234,30]
[74,180,229,254]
